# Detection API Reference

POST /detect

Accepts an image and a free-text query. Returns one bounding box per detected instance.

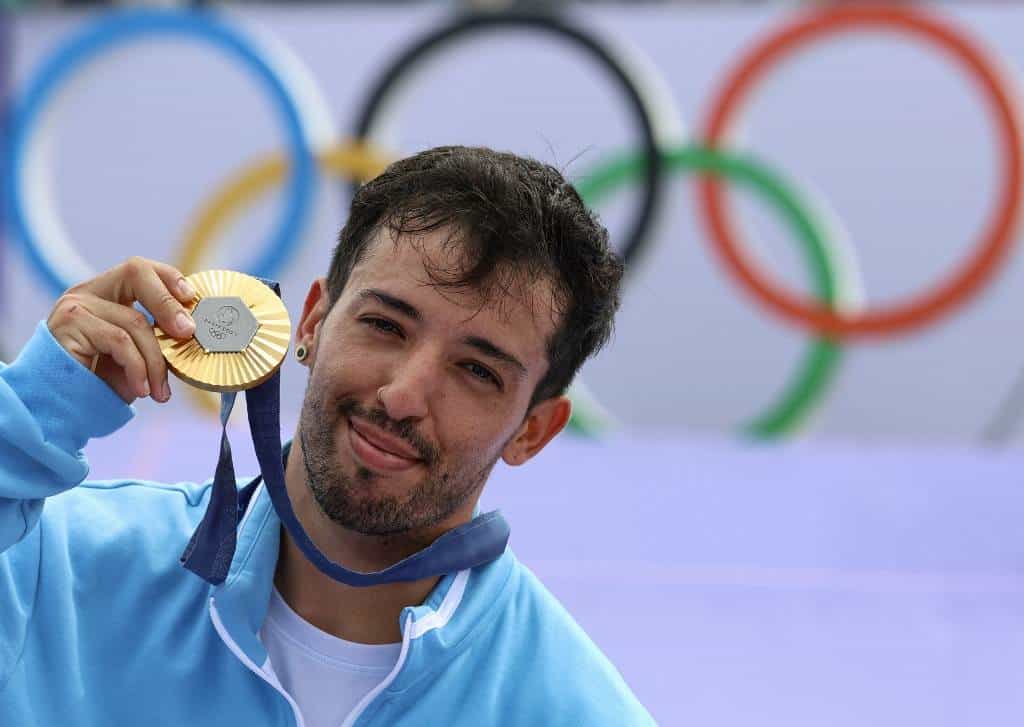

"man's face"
[297,227,559,537]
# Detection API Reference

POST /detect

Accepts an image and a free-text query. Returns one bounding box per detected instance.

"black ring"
[349,10,669,270]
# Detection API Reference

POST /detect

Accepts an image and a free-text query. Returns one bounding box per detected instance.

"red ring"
[699,4,1023,338]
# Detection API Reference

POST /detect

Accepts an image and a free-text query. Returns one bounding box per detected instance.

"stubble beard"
[298,378,497,537]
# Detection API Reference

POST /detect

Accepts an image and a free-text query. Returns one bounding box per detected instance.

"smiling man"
[0,146,655,725]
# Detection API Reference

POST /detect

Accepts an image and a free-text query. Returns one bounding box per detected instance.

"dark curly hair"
[326,145,623,409]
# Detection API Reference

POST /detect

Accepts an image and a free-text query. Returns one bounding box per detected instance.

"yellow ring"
[175,141,392,415]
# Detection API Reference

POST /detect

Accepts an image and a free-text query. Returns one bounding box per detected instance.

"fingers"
[82,296,172,402]
[47,257,199,404]
[70,305,151,400]
[124,258,197,339]
[151,260,198,304]
[79,257,196,339]
[47,294,102,370]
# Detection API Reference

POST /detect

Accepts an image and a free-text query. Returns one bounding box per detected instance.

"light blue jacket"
[0,322,655,726]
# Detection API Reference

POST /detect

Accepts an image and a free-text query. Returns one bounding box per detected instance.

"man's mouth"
[347,417,423,472]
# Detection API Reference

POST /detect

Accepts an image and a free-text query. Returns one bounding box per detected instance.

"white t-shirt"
[259,587,402,727]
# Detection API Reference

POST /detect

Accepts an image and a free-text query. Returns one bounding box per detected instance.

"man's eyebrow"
[357,288,421,321]
[463,336,527,380]
[357,288,527,379]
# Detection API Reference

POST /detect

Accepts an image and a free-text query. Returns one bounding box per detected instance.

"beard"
[297,379,498,537]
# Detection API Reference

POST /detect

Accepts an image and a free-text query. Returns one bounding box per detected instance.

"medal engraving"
[157,270,291,392]
[192,296,259,353]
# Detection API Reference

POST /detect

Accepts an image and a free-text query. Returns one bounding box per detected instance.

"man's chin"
[318,494,422,538]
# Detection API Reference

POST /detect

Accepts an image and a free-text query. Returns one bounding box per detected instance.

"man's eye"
[362,317,403,336]
[463,362,500,388]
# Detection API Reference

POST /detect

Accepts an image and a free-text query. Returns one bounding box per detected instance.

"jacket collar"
[206,448,517,671]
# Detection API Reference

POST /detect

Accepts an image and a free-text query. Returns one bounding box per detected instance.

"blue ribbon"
[181,279,511,586]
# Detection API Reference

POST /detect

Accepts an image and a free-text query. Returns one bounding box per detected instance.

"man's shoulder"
[472,555,656,725]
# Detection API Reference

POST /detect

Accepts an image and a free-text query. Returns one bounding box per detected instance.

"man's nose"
[376,349,439,422]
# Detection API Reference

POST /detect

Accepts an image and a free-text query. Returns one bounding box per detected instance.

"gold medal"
[156,270,291,392]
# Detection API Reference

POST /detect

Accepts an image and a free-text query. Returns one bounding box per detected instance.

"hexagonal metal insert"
[191,296,259,353]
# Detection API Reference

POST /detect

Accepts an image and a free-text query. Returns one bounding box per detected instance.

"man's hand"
[46,257,197,403]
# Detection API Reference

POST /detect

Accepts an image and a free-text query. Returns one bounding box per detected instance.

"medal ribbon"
[180,279,511,586]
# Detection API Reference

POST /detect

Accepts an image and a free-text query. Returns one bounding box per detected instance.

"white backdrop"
[4,3,1024,445]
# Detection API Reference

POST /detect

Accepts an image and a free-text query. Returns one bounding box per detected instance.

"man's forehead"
[351,228,560,332]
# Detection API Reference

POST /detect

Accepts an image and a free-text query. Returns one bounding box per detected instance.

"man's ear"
[501,395,572,466]
[296,278,331,367]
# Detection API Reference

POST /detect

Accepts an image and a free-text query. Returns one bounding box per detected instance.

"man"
[0,146,654,725]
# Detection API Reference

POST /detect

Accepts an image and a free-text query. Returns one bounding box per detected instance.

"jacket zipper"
[339,613,414,727]
[211,483,415,727]
[209,597,307,727]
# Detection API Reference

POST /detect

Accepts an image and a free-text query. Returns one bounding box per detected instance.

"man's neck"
[273,524,438,644]
[273,433,472,644]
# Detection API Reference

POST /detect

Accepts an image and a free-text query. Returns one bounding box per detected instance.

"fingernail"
[141,381,151,398]
[161,381,171,401]
[176,311,195,335]
[177,278,196,300]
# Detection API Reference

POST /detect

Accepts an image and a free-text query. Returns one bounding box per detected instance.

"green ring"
[574,145,845,438]
[565,379,615,437]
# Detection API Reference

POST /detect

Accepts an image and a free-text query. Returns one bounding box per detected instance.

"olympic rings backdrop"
[4,3,1024,444]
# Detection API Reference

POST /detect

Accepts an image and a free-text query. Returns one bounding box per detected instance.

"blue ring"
[5,8,316,296]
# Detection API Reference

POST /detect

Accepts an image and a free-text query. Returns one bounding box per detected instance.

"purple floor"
[85,413,1024,725]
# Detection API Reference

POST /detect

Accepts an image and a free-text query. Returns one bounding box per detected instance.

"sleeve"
[0,321,134,553]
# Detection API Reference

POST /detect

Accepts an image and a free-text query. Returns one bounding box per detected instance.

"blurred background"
[3,1,1024,725]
